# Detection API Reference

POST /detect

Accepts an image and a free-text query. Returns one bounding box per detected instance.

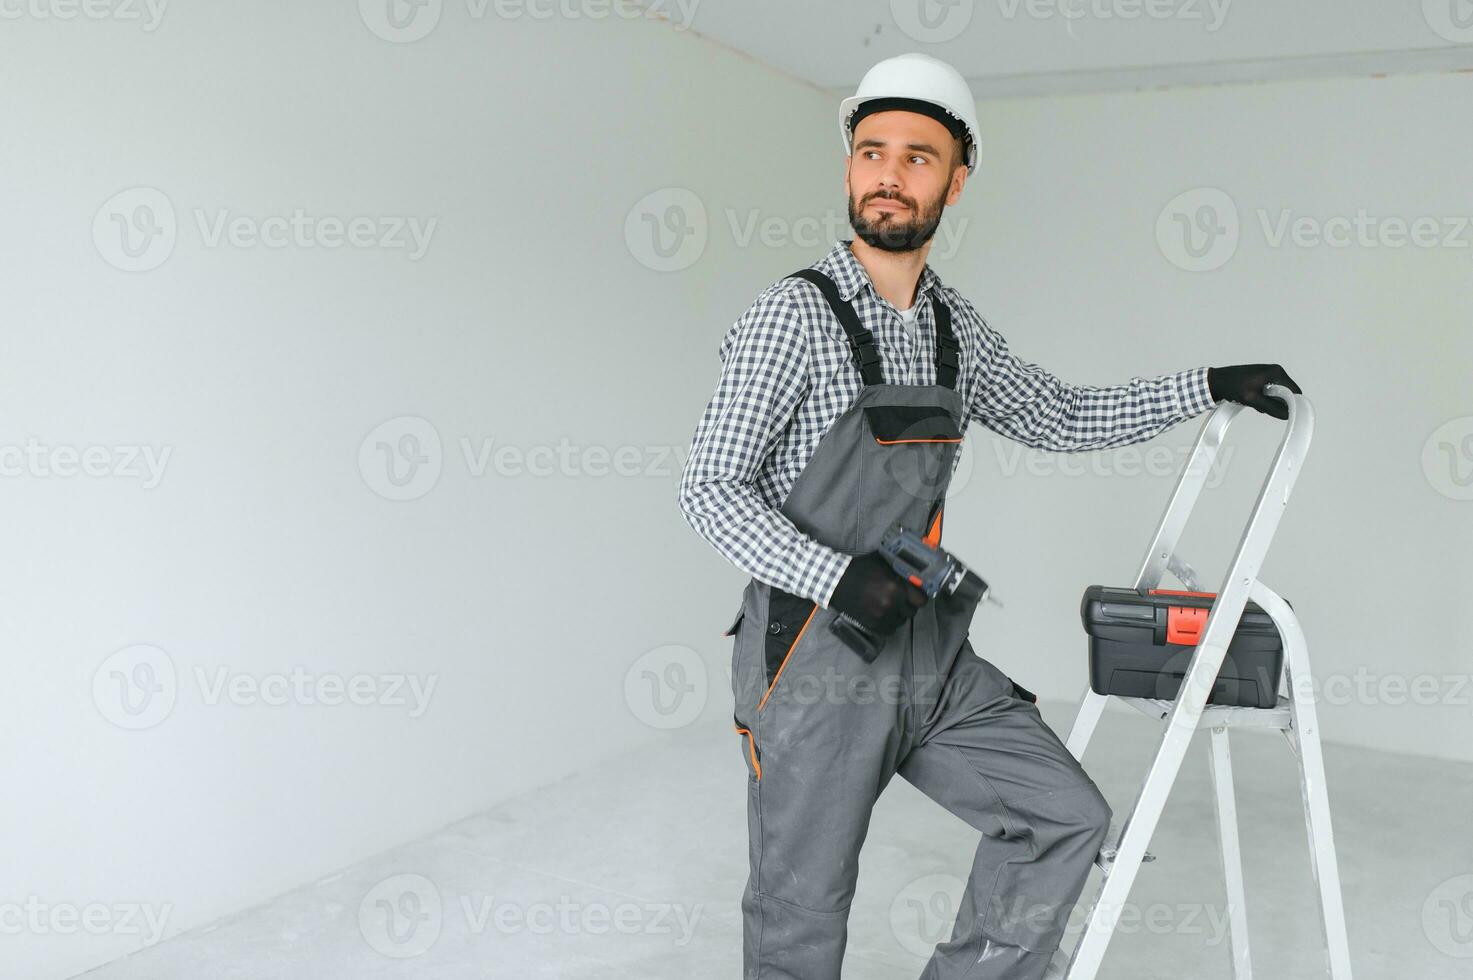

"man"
[676,51,1300,980]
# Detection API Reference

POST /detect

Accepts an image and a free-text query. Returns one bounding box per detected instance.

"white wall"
[0,8,838,979]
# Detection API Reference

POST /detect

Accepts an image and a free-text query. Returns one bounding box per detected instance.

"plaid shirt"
[678,239,1215,608]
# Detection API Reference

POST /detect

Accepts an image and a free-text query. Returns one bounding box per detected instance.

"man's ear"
[946,166,966,206]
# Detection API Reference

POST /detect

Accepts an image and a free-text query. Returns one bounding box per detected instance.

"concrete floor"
[78,699,1472,979]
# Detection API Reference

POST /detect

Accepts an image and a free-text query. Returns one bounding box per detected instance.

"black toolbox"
[1080,586,1285,709]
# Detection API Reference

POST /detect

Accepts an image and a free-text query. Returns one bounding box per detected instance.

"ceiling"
[657,0,1473,98]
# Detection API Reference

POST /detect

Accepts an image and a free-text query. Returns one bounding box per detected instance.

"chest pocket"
[863,405,963,445]
[864,405,964,508]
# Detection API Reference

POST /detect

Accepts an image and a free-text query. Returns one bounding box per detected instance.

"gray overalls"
[727,268,1112,980]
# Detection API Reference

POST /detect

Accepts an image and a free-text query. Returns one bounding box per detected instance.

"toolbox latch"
[1165,605,1208,645]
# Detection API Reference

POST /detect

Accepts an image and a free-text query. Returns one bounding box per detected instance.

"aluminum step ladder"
[1053,385,1353,980]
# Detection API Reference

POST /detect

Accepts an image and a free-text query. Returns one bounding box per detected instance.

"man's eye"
[910,156,927,165]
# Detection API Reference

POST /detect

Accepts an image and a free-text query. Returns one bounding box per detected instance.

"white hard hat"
[839,52,980,175]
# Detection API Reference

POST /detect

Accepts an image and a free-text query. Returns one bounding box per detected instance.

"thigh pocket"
[759,587,818,711]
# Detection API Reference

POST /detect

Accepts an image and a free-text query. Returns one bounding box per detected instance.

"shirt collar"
[820,238,944,308]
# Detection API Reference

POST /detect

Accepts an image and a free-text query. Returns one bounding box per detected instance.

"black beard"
[848,188,946,253]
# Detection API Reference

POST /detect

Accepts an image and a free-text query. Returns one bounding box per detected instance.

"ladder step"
[1118,694,1293,730]
[1094,825,1156,874]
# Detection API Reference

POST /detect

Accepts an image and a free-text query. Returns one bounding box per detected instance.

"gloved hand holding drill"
[829,551,930,640]
[1208,364,1303,420]
[826,524,992,660]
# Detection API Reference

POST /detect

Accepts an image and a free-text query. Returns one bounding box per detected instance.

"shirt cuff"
[812,551,853,609]
[1178,365,1216,418]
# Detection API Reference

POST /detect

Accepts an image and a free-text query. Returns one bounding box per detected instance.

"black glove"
[828,551,929,637]
[1207,364,1303,420]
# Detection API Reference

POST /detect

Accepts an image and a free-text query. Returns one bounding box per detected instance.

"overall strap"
[931,293,961,390]
[785,268,886,386]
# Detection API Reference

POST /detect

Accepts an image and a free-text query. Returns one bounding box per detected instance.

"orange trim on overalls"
[923,506,943,548]
[758,605,819,711]
[874,436,963,445]
[733,725,762,780]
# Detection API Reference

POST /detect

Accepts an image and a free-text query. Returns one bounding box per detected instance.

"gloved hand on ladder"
[1208,363,1303,419]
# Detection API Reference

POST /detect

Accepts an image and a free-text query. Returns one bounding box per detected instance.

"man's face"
[845,110,966,253]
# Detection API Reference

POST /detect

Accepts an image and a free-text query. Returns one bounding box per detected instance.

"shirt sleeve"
[960,299,1217,452]
[677,287,853,607]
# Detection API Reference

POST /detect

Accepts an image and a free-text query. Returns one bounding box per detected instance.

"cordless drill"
[829,522,992,661]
